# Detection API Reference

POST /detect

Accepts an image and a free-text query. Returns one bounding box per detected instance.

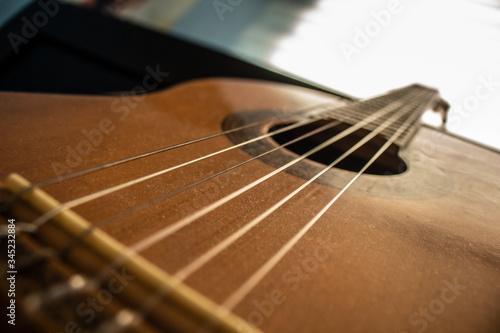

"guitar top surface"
[1,78,499,333]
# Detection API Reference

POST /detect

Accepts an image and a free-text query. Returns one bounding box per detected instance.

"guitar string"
[23,117,326,229]
[1,85,419,212]
[0,102,332,211]
[3,90,412,253]
[23,90,420,315]
[88,91,421,324]
[21,87,424,332]
[173,92,423,281]
[95,89,431,332]
[126,94,417,256]
[31,119,343,266]
[0,86,415,212]
[221,90,433,311]
[18,92,411,232]
[18,87,426,330]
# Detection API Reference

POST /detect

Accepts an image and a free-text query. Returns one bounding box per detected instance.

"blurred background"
[1,0,499,149]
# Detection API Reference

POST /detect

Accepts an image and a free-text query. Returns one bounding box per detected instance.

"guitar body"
[1,78,499,332]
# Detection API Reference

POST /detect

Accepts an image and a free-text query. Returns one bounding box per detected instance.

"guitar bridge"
[0,173,260,333]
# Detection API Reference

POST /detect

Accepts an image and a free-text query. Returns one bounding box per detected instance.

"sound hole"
[269,119,407,175]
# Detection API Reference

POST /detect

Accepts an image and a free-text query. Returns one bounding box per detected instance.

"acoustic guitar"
[0,78,499,333]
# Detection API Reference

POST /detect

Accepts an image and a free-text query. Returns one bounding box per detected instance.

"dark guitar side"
[1,78,499,333]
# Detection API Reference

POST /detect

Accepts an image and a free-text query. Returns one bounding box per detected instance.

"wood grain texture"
[1,78,499,333]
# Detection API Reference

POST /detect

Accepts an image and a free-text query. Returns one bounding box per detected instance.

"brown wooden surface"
[1,78,500,332]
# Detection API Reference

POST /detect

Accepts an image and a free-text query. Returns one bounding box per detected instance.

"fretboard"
[320,84,445,147]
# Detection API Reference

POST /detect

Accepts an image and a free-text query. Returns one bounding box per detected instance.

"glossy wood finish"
[1,78,499,332]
